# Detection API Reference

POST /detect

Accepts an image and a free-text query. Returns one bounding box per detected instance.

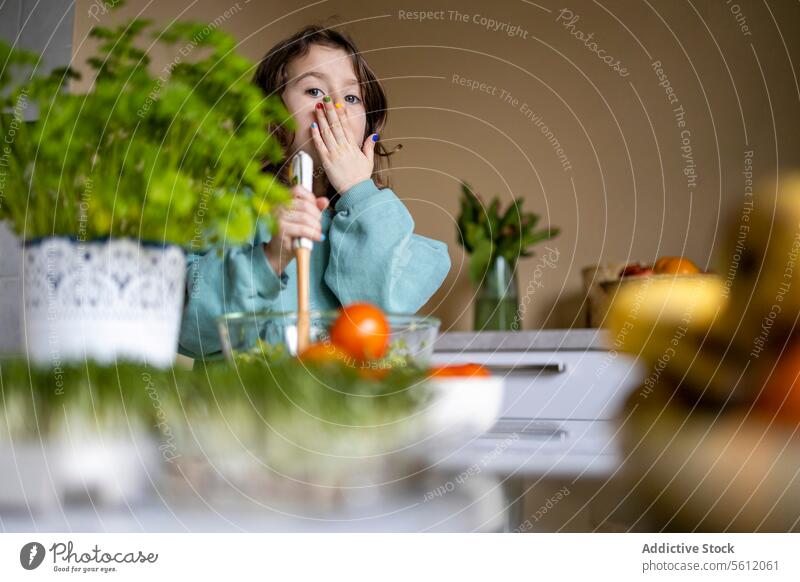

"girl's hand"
[310,96,378,193]
[263,185,329,275]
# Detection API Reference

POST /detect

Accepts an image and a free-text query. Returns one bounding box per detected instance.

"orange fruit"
[330,303,390,361]
[428,363,491,378]
[298,341,357,367]
[653,256,701,275]
[757,344,800,425]
[357,365,390,381]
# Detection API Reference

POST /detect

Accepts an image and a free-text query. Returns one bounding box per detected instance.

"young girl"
[178,25,451,359]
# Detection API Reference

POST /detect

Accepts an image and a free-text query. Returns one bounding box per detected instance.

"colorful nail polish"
[315,103,323,109]
[320,233,326,242]
[335,102,343,109]
[371,133,379,142]
[311,122,317,129]
[323,95,331,103]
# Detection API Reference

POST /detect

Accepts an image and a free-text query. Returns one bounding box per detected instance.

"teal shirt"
[178,178,451,359]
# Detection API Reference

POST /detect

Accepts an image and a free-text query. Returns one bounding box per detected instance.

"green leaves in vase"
[456,181,560,285]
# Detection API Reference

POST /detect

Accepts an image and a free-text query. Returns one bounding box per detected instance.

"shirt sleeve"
[178,221,288,359]
[324,178,451,313]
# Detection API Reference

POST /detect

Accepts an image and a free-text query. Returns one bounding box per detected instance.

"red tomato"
[428,363,491,378]
[329,303,390,361]
[619,264,654,278]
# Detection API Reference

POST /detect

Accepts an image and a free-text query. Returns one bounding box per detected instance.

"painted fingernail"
[335,102,343,109]
[372,133,379,142]
[320,233,326,242]
[316,103,323,109]
[311,122,317,129]
[323,95,331,103]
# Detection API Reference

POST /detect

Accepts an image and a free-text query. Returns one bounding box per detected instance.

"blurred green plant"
[0,358,431,440]
[456,181,560,284]
[0,3,292,245]
[0,357,433,489]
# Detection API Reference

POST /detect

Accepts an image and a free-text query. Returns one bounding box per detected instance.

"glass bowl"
[216,310,440,367]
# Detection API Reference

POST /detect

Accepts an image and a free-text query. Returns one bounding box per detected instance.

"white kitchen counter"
[433,328,610,352]
[0,475,507,533]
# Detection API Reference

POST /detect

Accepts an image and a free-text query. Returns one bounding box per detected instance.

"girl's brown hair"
[253,24,401,199]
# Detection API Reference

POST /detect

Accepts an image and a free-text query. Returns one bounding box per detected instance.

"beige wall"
[72,0,800,332]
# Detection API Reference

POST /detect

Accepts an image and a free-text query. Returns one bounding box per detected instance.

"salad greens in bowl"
[217,310,440,369]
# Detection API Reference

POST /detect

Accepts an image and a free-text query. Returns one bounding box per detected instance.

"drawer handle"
[486,419,568,441]
[486,362,566,374]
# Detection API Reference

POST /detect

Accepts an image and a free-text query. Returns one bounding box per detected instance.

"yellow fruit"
[721,172,800,316]
[606,275,727,360]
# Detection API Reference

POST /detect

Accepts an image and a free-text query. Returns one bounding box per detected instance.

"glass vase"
[473,256,520,331]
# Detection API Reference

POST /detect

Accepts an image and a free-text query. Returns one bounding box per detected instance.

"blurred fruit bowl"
[593,273,721,329]
[617,255,704,279]
[600,272,719,294]
[217,310,440,368]
[620,388,800,532]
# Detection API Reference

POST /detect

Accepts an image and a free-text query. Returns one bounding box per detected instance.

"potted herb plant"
[0,14,292,367]
[456,181,559,331]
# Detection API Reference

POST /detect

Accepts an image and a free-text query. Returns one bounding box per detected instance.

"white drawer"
[427,419,622,478]
[430,350,642,420]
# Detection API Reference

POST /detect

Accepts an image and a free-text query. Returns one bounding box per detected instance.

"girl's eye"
[344,94,362,104]
[306,88,324,98]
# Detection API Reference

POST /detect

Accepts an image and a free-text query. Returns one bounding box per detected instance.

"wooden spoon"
[290,151,314,354]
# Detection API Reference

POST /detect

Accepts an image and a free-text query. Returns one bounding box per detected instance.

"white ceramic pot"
[22,237,186,368]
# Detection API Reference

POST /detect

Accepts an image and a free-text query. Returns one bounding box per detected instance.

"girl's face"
[281,44,367,169]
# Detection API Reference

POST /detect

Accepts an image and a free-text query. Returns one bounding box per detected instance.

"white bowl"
[425,376,504,439]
